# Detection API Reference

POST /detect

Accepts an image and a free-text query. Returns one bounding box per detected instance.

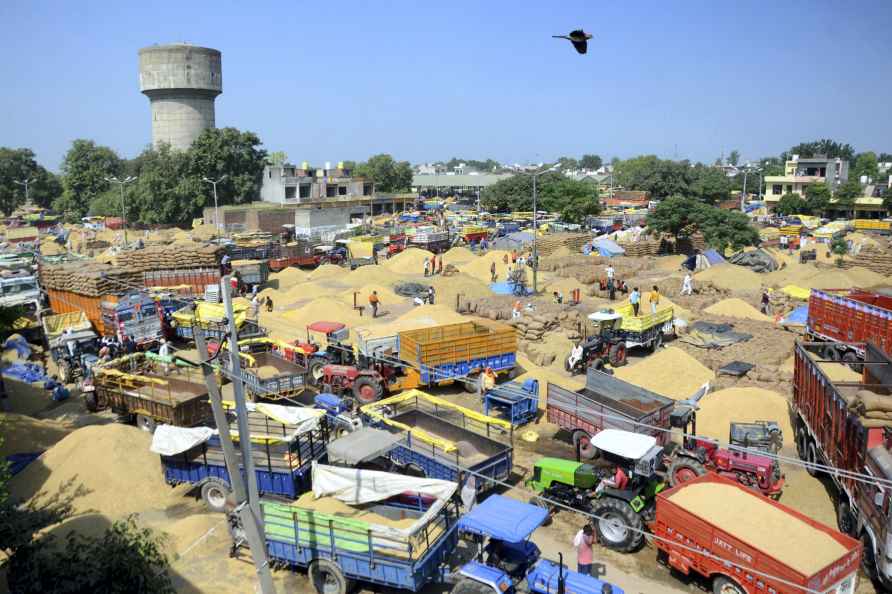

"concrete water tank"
[139,43,222,150]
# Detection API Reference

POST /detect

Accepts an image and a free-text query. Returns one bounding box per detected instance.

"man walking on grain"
[369,290,380,318]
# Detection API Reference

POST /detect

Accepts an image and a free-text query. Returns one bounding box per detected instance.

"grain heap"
[0,413,70,457]
[269,267,308,290]
[613,347,714,400]
[307,263,344,280]
[668,481,847,575]
[704,298,771,322]
[839,246,892,276]
[443,246,476,263]
[695,387,794,446]
[125,243,222,271]
[695,264,763,292]
[381,248,435,273]
[40,262,142,296]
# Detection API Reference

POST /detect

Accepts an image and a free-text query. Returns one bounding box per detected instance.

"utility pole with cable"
[519,163,559,294]
[105,176,136,245]
[202,175,227,235]
[13,178,35,207]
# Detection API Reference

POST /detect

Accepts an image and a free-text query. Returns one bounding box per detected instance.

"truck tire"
[861,532,879,582]
[650,332,663,353]
[309,558,352,594]
[573,430,599,460]
[822,345,840,361]
[668,456,707,487]
[201,478,233,513]
[842,351,863,374]
[451,578,493,594]
[713,576,746,594]
[136,414,157,433]
[837,500,856,536]
[403,463,426,478]
[594,498,644,552]
[795,427,808,459]
[84,391,99,412]
[806,440,821,477]
[352,376,382,404]
[608,342,627,367]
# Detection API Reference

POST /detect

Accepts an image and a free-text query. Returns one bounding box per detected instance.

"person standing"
[431,254,437,275]
[629,287,641,316]
[437,257,443,275]
[648,285,661,314]
[427,286,435,305]
[681,273,693,296]
[502,253,510,266]
[760,290,771,315]
[574,524,595,576]
[460,474,477,512]
[369,290,380,318]
[605,264,616,301]
[423,257,430,277]
[265,296,274,312]
[490,261,497,283]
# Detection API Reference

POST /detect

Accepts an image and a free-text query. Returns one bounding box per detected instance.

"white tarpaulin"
[255,403,324,435]
[150,424,216,456]
[310,462,458,538]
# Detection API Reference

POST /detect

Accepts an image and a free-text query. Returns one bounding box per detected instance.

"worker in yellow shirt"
[648,285,661,314]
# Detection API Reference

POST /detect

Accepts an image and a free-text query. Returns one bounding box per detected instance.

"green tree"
[0,148,62,214]
[788,139,855,161]
[266,151,288,166]
[579,154,602,170]
[878,153,892,162]
[775,193,810,216]
[728,150,740,166]
[835,179,863,201]
[480,173,600,223]
[852,151,878,182]
[760,157,785,177]
[56,140,122,221]
[613,155,692,198]
[556,156,579,171]
[689,165,732,204]
[184,127,267,206]
[646,195,758,251]
[646,195,706,237]
[354,154,413,192]
[804,182,832,214]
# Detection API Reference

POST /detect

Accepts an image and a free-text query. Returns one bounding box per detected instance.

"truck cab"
[0,275,40,309]
[100,293,162,345]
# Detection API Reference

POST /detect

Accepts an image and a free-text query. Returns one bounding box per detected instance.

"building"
[411,173,513,198]
[259,162,373,205]
[205,202,378,238]
[763,155,849,208]
[139,44,222,150]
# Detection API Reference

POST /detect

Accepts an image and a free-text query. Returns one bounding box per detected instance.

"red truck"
[792,340,892,588]
[653,473,861,594]
[807,289,892,362]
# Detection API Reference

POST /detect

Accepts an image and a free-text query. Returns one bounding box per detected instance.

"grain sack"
[857,390,892,413]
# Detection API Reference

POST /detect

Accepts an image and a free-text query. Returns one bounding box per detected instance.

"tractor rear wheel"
[668,456,707,487]
[136,414,157,433]
[309,558,351,594]
[201,478,233,513]
[608,342,627,367]
[713,576,746,594]
[84,391,99,412]
[352,376,383,405]
[593,498,644,552]
[650,332,663,353]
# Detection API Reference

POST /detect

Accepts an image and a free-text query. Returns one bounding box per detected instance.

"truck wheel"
[668,457,707,487]
[84,391,99,412]
[822,345,840,361]
[861,532,879,582]
[403,463,426,478]
[713,576,745,594]
[352,376,382,404]
[451,578,493,594]
[795,427,808,459]
[650,332,663,353]
[309,558,351,594]
[837,500,856,536]
[136,414,157,433]
[201,478,233,513]
[608,342,627,367]
[308,360,326,387]
[573,430,599,460]
[594,498,644,552]
[842,351,863,374]
[806,440,821,477]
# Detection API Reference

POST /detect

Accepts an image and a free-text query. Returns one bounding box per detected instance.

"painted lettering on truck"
[808,549,860,590]
[712,536,753,565]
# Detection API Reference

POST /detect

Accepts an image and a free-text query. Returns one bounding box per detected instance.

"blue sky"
[2,0,890,171]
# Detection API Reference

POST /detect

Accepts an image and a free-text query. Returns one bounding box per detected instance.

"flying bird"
[552,29,593,54]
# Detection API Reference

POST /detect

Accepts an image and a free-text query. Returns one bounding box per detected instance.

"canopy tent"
[326,427,403,465]
[592,238,625,258]
[456,494,548,543]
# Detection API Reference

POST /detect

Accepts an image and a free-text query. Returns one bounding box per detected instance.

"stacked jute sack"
[40,262,143,297]
[126,244,223,272]
[508,314,559,342]
[840,247,892,276]
[844,389,892,428]
[536,233,591,258]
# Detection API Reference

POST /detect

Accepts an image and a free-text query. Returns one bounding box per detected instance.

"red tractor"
[666,405,784,498]
[289,321,355,385]
[320,363,402,405]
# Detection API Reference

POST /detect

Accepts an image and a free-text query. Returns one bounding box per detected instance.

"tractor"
[291,321,355,386]
[527,429,666,553]
[565,310,627,374]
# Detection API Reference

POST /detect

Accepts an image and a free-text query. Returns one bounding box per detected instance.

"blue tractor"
[452,494,622,594]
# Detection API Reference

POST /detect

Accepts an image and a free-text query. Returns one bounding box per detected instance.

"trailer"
[652,473,860,594]
[361,389,513,492]
[231,259,269,286]
[249,464,460,594]
[807,289,892,362]
[170,299,265,343]
[547,368,675,457]
[791,341,892,587]
[482,379,539,426]
[219,338,308,400]
[154,405,329,511]
[90,353,210,432]
[100,293,163,345]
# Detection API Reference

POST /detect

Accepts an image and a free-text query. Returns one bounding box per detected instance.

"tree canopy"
[728,150,740,166]
[786,139,855,161]
[579,154,602,170]
[775,193,810,216]
[689,164,732,204]
[354,154,413,192]
[804,182,832,213]
[0,148,61,214]
[55,140,123,221]
[442,157,500,173]
[852,151,879,181]
[613,155,693,199]
[646,195,758,251]
[184,127,267,205]
[480,172,600,223]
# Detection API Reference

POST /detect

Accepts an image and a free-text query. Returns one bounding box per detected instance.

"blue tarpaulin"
[6,453,42,476]
[2,362,50,384]
[457,494,548,543]
[781,304,809,327]
[593,239,625,257]
[703,249,725,265]
[3,335,31,359]
[490,282,533,296]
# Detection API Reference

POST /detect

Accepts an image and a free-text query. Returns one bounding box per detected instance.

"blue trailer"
[157,406,329,511]
[483,379,539,427]
[361,390,514,492]
[252,465,461,593]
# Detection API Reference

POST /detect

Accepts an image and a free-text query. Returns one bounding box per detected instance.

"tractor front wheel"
[668,456,707,487]
[608,342,627,367]
[451,578,493,594]
[352,376,383,404]
[594,498,644,552]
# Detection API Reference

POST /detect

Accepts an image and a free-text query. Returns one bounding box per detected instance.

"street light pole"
[520,163,559,294]
[105,176,136,245]
[13,178,35,207]
[202,175,228,235]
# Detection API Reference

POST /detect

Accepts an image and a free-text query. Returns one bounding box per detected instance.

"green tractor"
[526,429,666,553]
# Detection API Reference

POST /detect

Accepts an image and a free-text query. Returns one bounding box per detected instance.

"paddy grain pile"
[307,263,344,280]
[269,267,309,289]
[613,346,714,400]
[381,248,434,273]
[695,387,794,446]
[695,264,762,292]
[668,481,847,575]
[443,246,477,263]
[460,250,513,284]
[0,413,70,457]
[704,298,771,321]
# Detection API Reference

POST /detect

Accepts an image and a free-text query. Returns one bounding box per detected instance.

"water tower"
[138,43,222,150]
